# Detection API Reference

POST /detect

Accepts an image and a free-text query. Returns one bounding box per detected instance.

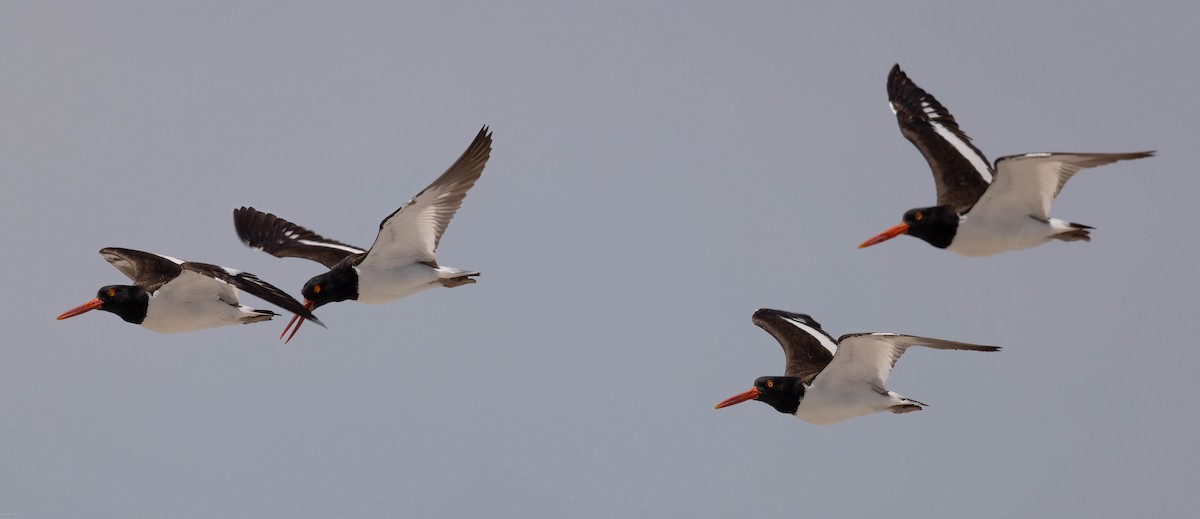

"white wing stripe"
[155,253,186,265]
[296,240,365,254]
[930,120,993,183]
[781,315,838,355]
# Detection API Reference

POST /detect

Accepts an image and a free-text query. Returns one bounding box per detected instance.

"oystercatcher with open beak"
[715,309,998,425]
[233,126,492,343]
[858,64,1154,257]
[57,248,322,334]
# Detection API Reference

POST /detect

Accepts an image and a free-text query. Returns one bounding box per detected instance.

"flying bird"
[57,247,323,333]
[714,309,998,425]
[858,64,1154,257]
[233,126,492,343]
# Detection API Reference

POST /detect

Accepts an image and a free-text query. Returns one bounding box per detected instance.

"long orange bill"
[56,298,104,320]
[279,300,317,345]
[714,387,761,409]
[858,222,910,249]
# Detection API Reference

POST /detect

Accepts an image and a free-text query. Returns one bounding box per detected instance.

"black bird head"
[279,267,359,344]
[715,376,806,415]
[859,204,959,250]
[301,267,359,308]
[56,285,149,325]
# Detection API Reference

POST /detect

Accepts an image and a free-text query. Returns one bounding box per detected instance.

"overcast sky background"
[2,2,1197,517]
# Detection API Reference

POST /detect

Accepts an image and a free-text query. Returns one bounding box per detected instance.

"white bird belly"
[795,387,898,425]
[354,264,442,305]
[948,215,1056,257]
[141,297,259,333]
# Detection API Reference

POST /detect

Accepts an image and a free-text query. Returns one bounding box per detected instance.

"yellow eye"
[766,379,775,388]
[914,211,924,221]
[313,285,321,294]
[107,288,116,297]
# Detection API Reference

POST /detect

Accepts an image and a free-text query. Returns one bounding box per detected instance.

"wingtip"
[477,124,493,140]
[754,308,815,321]
[967,344,1002,352]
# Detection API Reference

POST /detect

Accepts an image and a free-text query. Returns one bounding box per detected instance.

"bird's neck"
[909,213,960,249]
[762,384,806,415]
[112,291,150,324]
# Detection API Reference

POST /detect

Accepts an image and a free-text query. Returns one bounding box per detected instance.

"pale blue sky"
[2,2,1196,517]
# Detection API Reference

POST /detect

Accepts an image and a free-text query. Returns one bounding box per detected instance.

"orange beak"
[714,387,761,409]
[279,299,317,344]
[858,222,910,249]
[56,298,104,320]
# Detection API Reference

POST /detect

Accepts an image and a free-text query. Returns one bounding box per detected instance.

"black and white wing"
[99,247,184,291]
[812,333,999,392]
[751,309,837,385]
[233,207,367,269]
[888,64,993,214]
[179,262,324,327]
[977,152,1155,221]
[360,126,492,270]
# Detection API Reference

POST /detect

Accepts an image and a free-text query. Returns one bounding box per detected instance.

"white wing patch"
[812,334,902,394]
[930,120,993,183]
[154,270,239,306]
[141,271,251,333]
[780,314,838,356]
[980,153,1102,221]
[297,239,366,254]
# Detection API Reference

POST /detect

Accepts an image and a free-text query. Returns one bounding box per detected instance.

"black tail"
[1054,222,1093,242]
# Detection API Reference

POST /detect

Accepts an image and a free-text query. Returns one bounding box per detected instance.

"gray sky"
[3,1,1197,517]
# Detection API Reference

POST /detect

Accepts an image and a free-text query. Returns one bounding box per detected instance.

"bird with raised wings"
[858,64,1153,257]
[233,126,492,343]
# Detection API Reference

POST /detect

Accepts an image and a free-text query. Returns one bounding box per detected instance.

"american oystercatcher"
[56,247,322,334]
[858,64,1154,257]
[233,126,492,343]
[715,309,998,425]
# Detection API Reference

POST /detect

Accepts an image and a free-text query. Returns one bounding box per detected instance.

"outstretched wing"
[751,309,837,385]
[888,64,993,213]
[99,247,184,291]
[233,207,366,269]
[813,333,999,392]
[980,151,1155,221]
[180,262,324,327]
[360,126,493,270]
